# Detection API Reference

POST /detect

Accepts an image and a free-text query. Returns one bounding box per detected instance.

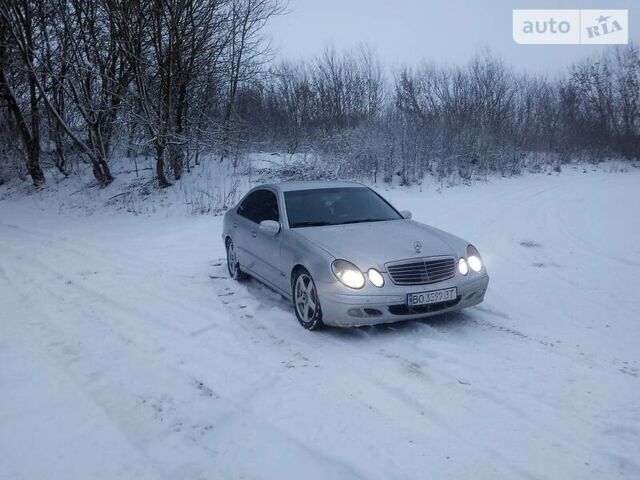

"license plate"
[407,287,457,306]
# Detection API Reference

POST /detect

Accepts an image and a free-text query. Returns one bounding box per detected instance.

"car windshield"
[284,187,402,228]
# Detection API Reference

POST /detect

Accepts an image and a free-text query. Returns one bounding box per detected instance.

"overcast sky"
[266,0,639,74]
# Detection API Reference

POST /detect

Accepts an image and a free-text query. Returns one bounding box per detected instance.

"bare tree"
[219,0,285,160]
[119,0,251,185]
[45,0,135,185]
[0,3,636,190]
[0,1,45,185]
[1,0,128,185]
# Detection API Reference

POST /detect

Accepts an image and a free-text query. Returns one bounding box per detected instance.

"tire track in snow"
[3,172,639,479]
[207,262,629,478]
[462,177,640,372]
[207,267,538,479]
[0,241,375,480]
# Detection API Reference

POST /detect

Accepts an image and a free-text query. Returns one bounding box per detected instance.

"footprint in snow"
[193,380,220,399]
[520,240,543,248]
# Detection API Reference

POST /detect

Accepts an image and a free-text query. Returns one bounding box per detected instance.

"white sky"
[266,0,639,74]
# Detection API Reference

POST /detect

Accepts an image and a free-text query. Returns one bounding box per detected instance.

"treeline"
[1,0,638,188]
[242,45,640,183]
[0,0,284,186]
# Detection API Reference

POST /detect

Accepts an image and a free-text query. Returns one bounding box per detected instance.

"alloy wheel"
[295,273,318,323]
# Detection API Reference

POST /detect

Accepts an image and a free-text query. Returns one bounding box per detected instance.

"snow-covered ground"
[1,165,639,479]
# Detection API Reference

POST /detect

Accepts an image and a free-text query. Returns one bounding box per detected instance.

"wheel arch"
[290,264,307,290]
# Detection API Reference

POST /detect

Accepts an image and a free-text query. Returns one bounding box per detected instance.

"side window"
[237,190,279,223]
[256,190,279,222]
[237,191,261,222]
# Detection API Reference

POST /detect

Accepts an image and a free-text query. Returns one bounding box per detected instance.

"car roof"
[260,181,365,193]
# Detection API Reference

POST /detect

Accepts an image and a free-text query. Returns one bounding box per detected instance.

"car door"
[235,189,284,289]
[234,190,262,272]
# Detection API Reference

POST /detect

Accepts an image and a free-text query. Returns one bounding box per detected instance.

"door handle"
[251,230,257,238]
[233,222,238,228]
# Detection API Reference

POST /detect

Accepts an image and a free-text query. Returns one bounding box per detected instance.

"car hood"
[293,220,467,270]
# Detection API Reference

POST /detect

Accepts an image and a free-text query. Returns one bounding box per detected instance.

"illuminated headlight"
[332,260,365,289]
[458,257,469,275]
[467,245,483,272]
[367,268,384,288]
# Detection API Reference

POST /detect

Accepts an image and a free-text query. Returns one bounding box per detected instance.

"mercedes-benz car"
[222,181,489,329]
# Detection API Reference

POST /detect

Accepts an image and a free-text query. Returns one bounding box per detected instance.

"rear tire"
[226,238,247,281]
[292,268,324,330]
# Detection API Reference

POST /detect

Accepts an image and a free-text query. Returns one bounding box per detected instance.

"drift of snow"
[1,165,639,479]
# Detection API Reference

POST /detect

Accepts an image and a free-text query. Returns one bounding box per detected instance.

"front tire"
[292,268,324,330]
[226,238,247,281]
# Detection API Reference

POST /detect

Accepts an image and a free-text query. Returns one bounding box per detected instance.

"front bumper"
[317,272,489,327]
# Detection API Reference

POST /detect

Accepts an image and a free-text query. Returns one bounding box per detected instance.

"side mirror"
[400,210,412,220]
[259,220,281,236]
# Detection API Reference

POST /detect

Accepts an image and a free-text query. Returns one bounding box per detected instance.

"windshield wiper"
[292,221,334,228]
[339,218,387,225]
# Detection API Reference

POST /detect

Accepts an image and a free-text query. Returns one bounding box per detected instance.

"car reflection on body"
[222,181,489,329]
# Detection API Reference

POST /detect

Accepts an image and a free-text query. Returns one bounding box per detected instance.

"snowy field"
[1,165,639,479]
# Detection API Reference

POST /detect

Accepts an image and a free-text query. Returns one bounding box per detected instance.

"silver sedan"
[222,181,489,329]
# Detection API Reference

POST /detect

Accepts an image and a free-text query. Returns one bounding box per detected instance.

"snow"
[1,165,639,479]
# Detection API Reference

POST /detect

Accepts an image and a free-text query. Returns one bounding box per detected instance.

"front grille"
[386,257,456,285]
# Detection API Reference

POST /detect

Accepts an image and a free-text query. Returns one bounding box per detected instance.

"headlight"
[367,268,384,287]
[458,257,469,275]
[332,260,365,289]
[467,245,483,272]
